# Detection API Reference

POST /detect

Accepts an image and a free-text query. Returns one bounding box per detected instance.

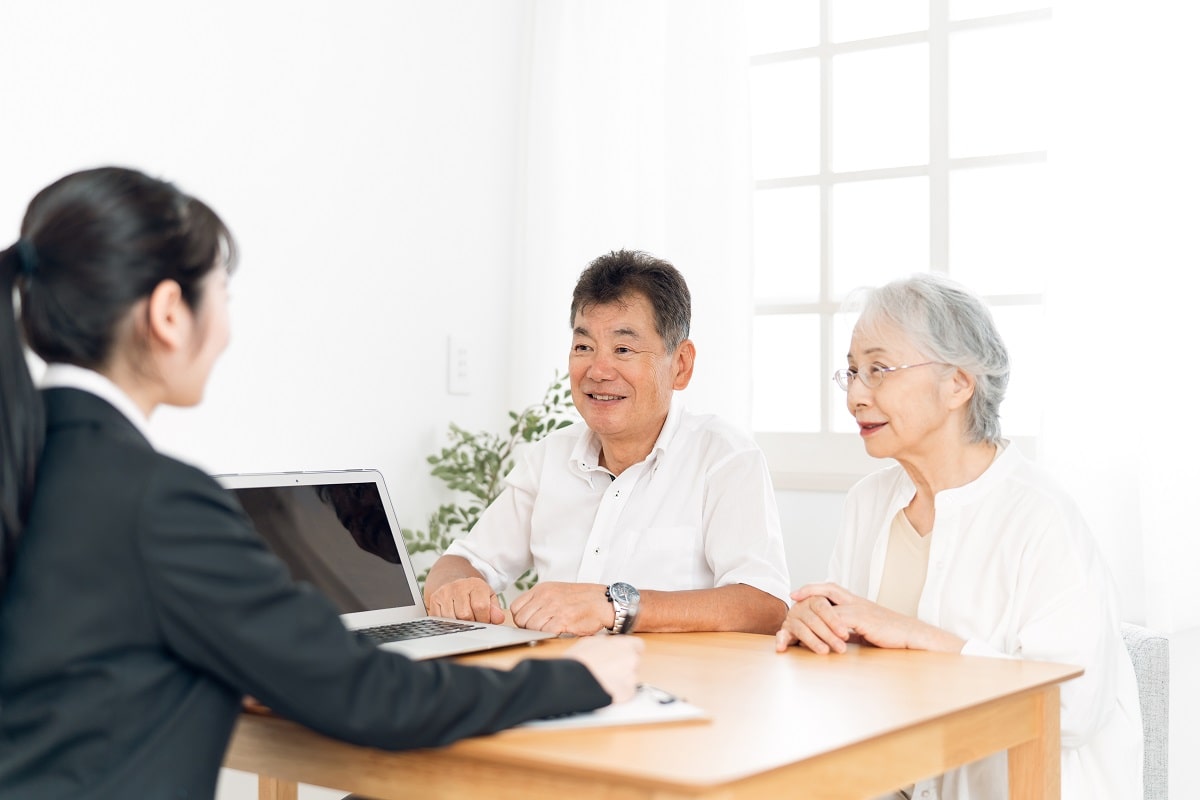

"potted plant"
[401,372,577,598]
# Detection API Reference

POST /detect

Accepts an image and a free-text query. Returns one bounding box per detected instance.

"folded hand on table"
[509,581,613,637]
[775,582,965,655]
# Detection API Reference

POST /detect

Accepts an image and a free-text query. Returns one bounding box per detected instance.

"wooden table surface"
[227,631,1081,799]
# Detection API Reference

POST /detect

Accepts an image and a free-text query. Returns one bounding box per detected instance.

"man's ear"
[672,339,696,391]
[145,280,187,353]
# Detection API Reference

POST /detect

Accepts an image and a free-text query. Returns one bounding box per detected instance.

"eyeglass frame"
[833,361,950,391]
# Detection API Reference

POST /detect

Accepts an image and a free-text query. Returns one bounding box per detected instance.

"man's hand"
[425,576,505,625]
[509,582,613,636]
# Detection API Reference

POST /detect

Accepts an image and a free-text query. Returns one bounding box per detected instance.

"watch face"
[609,582,639,605]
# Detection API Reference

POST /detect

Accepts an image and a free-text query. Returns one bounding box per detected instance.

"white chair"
[1122,622,1169,800]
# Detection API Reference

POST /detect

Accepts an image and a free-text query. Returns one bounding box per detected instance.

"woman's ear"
[947,367,976,411]
[145,280,187,353]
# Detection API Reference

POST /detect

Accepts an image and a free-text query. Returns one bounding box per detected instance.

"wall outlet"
[447,335,471,395]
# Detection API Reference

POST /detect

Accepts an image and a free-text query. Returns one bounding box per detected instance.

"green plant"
[401,371,577,597]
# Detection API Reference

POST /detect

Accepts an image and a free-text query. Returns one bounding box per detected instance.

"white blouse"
[833,442,1143,800]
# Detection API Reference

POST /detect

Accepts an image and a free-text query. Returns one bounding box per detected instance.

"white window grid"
[750,3,1051,490]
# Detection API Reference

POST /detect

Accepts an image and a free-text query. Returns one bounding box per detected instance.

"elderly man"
[425,250,789,636]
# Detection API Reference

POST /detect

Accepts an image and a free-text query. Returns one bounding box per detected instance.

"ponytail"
[0,242,45,594]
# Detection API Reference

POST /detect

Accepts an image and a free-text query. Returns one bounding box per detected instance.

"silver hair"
[850,273,1009,444]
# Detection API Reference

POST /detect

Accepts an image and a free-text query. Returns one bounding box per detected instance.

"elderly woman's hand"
[774,589,853,654]
[775,583,966,654]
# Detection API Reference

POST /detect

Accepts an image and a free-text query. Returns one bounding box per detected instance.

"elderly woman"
[775,273,1142,800]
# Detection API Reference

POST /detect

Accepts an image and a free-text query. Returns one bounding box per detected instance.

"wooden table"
[225,632,1081,800]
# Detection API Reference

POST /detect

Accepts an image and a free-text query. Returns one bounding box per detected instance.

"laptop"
[215,468,555,660]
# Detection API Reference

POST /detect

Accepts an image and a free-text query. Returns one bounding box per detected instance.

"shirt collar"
[568,394,685,479]
[885,440,1014,512]
[40,363,155,444]
[931,439,1015,509]
[651,393,685,455]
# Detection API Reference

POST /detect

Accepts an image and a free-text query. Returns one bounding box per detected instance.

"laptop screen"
[230,480,418,615]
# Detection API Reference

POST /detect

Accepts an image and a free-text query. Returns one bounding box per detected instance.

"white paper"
[519,684,708,730]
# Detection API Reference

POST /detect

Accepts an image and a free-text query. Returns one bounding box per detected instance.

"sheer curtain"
[1043,1,1199,633]
[508,0,1199,635]
[509,0,755,425]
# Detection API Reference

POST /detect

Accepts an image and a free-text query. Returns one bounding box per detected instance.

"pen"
[637,683,680,705]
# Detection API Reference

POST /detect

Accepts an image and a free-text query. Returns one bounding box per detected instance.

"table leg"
[1007,686,1061,799]
[258,775,299,800]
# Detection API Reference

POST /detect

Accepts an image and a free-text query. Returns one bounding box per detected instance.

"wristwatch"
[605,582,640,634]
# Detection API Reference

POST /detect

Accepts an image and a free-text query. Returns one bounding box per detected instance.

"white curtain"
[509,0,755,426]
[1043,1,1200,633]
[509,0,1200,635]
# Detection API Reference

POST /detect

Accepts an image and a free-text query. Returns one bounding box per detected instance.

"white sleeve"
[1017,523,1128,748]
[442,454,537,592]
[965,511,1128,749]
[828,478,886,596]
[700,448,791,605]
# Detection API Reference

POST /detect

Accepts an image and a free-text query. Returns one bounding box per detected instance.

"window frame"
[749,3,1051,490]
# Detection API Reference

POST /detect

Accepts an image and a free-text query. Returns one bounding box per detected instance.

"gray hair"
[570,250,691,352]
[851,273,1009,444]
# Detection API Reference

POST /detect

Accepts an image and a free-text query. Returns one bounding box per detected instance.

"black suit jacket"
[0,389,608,799]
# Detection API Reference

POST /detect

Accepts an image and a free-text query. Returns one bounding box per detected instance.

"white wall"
[776,490,843,588]
[1,0,537,535]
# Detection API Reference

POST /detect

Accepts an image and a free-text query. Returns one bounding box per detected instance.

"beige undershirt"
[875,509,932,618]
[876,443,1004,618]
[874,444,1003,800]
[875,511,932,800]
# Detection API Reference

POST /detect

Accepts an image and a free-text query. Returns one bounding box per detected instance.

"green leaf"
[401,374,560,596]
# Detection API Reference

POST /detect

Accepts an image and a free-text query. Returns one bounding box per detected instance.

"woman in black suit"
[0,167,642,799]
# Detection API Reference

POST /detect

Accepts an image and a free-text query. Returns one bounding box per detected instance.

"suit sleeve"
[135,463,610,750]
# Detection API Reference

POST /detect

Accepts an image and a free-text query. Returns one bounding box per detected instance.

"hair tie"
[14,238,38,278]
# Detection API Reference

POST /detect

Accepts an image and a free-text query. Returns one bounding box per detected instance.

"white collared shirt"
[445,396,791,603]
[40,363,154,444]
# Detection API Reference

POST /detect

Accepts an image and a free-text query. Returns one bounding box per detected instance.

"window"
[747,0,1050,489]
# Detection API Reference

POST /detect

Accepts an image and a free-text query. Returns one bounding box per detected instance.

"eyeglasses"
[833,361,947,391]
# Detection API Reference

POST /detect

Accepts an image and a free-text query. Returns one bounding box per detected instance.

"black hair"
[0,166,236,592]
[569,249,691,351]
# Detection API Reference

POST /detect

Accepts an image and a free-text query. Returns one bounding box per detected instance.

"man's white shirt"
[445,396,791,604]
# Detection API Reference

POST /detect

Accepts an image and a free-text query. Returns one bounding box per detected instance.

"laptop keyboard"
[359,618,485,644]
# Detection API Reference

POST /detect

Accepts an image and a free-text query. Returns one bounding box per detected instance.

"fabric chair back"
[1122,622,1169,800]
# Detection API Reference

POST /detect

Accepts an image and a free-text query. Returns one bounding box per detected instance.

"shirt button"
[920,791,931,798]
[594,548,600,554]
